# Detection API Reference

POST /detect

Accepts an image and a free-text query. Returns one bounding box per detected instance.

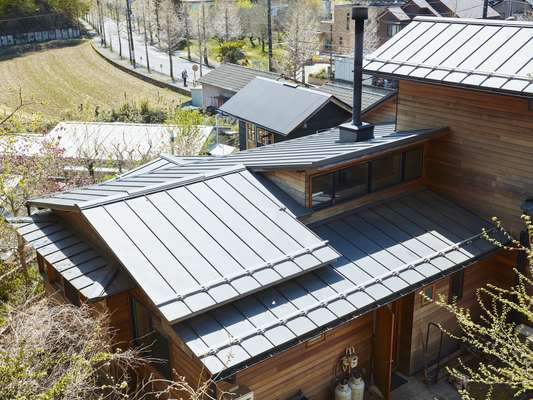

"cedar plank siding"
[262,170,307,206]
[234,313,373,400]
[363,95,397,125]
[407,251,515,373]
[396,80,533,235]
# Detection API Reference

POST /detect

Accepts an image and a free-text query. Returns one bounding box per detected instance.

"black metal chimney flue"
[338,6,374,143]
[352,6,367,127]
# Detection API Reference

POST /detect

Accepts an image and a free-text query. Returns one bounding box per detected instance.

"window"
[131,297,171,379]
[403,147,424,181]
[246,122,256,149]
[346,13,350,30]
[421,284,435,306]
[387,23,402,38]
[339,36,343,46]
[335,164,369,203]
[311,172,334,208]
[310,147,424,210]
[257,128,274,146]
[448,270,464,302]
[370,153,402,191]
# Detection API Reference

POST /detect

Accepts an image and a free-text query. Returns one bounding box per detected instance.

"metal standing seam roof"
[439,0,500,18]
[11,213,133,300]
[80,166,340,323]
[173,189,499,375]
[28,124,446,210]
[387,6,411,21]
[197,63,281,93]
[219,77,345,136]
[314,82,397,112]
[364,17,533,96]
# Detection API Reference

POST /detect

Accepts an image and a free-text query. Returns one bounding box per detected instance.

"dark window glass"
[64,280,80,306]
[448,270,464,302]
[335,164,369,202]
[311,173,334,208]
[371,154,402,191]
[404,147,424,181]
[151,330,172,379]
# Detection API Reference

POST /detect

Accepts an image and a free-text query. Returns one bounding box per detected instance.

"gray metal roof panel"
[219,77,333,136]
[364,17,533,96]
[315,82,397,113]
[29,124,445,210]
[12,214,133,299]
[173,189,499,375]
[198,63,281,93]
[81,169,340,323]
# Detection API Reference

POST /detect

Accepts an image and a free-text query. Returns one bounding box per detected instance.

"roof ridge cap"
[79,164,247,210]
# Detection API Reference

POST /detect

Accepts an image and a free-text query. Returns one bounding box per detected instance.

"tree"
[429,215,533,399]
[165,108,208,156]
[180,2,193,61]
[108,0,124,58]
[216,40,248,65]
[211,0,242,42]
[276,0,319,81]
[240,0,268,52]
[158,0,181,80]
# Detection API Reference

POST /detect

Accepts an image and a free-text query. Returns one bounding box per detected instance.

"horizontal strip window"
[311,146,423,209]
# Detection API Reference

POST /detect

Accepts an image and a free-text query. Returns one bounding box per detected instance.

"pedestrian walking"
[182,69,188,87]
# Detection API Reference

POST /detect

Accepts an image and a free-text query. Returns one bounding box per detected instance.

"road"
[101,18,212,85]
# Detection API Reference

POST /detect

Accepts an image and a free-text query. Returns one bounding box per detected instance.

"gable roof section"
[364,17,533,96]
[315,82,397,112]
[81,166,339,323]
[173,189,499,375]
[387,6,411,21]
[439,0,500,18]
[198,63,280,93]
[11,213,133,300]
[213,123,446,169]
[219,77,343,136]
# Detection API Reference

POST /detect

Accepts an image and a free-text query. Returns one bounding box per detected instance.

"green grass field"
[190,38,287,70]
[0,40,185,119]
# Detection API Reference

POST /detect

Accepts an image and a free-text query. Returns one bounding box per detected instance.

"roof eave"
[362,70,532,99]
[210,241,502,381]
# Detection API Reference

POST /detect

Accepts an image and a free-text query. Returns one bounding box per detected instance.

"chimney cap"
[352,6,368,20]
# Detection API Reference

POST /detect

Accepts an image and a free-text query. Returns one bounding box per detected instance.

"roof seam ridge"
[78,164,247,210]
[157,240,331,309]
[195,228,492,359]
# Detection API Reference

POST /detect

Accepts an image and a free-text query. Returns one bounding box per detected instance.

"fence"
[0,27,81,48]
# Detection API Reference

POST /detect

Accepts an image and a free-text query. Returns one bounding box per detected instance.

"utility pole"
[201,3,208,67]
[482,0,488,18]
[125,0,136,67]
[197,10,203,77]
[142,1,150,72]
[267,0,273,72]
[329,23,333,79]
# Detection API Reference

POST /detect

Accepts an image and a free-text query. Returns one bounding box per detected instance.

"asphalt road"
[102,18,212,85]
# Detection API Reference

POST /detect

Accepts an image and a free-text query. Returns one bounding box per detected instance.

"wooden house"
[219,77,396,150]
[11,14,532,400]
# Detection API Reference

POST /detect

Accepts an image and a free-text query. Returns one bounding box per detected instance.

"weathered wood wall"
[396,80,533,235]
[407,250,515,373]
[363,95,397,125]
[262,170,307,206]
[234,314,373,400]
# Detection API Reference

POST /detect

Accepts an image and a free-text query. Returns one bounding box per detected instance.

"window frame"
[448,270,465,303]
[421,284,436,307]
[130,296,172,379]
[308,146,425,210]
